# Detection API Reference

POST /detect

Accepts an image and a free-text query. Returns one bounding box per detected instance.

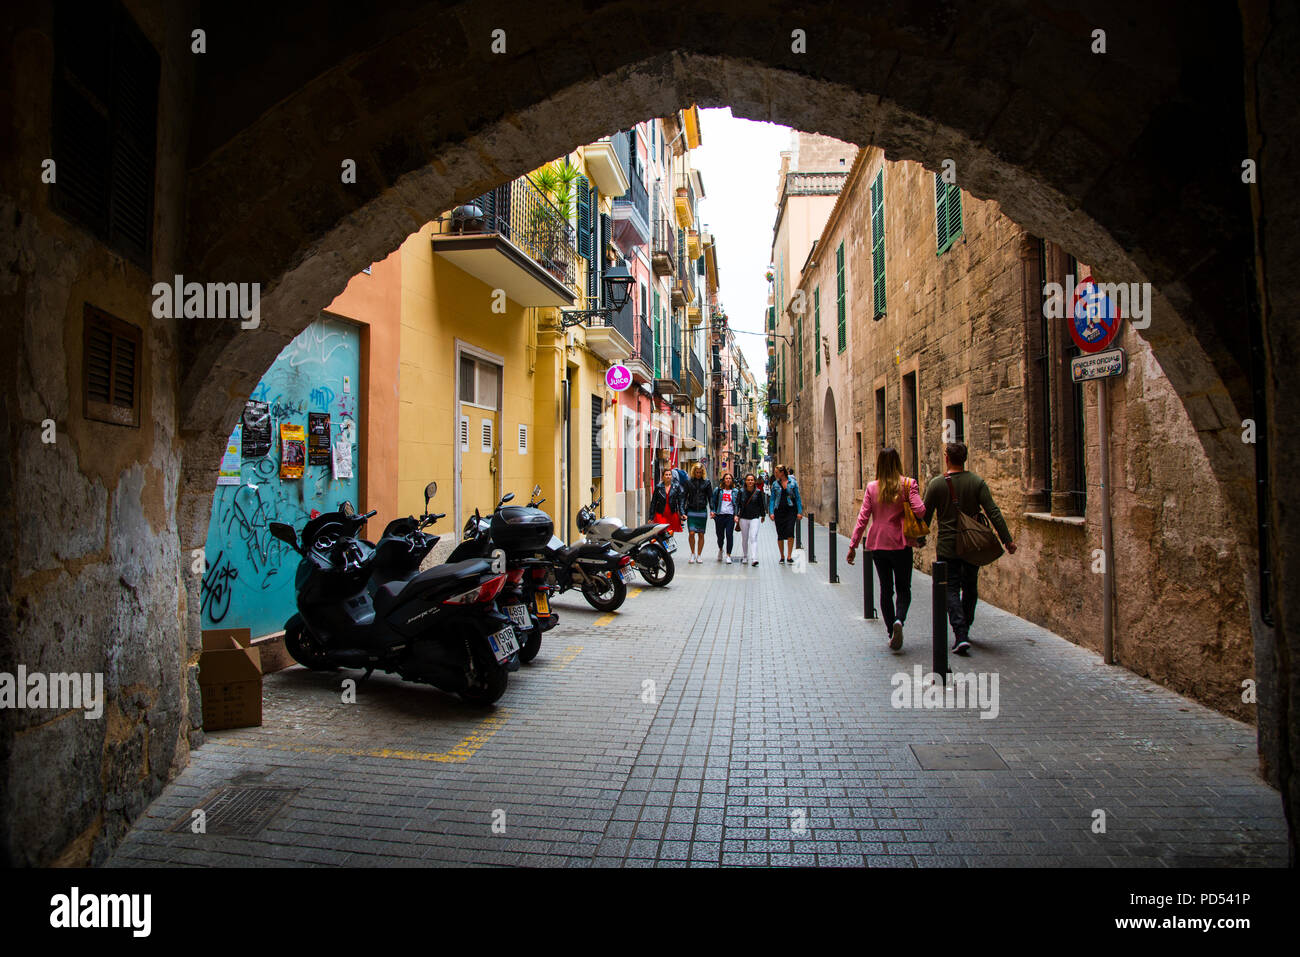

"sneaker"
[752,561,759,567]
[724,555,732,565]
[716,551,723,563]
[952,638,971,656]
[890,620,904,651]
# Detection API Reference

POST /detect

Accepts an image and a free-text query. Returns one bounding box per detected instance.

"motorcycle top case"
[491,505,553,551]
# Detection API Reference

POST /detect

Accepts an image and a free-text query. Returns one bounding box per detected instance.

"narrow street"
[110,525,1286,868]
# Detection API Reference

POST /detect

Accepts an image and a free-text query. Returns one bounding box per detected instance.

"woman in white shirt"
[709,472,738,563]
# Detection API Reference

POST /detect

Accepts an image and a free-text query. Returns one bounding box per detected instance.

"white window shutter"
[459,416,469,452]
[518,424,528,455]
[481,419,493,453]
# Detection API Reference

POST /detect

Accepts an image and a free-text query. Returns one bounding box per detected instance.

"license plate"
[487,626,519,663]
[663,539,677,553]
[621,568,636,583]
[506,603,530,630]
[535,592,549,616]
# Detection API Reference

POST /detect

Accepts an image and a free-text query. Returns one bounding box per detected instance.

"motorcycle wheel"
[460,637,508,706]
[518,627,542,664]
[581,571,627,612]
[285,619,334,670]
[637,544,675,587]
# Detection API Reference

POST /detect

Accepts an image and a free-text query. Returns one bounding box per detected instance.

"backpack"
[945,475,1004,566]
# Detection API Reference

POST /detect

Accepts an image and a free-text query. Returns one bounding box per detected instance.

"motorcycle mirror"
[499,492,515,506]
[340,501,355,517]
[532,484,541,499]
[269,522,299,551]
[424,481,438,505]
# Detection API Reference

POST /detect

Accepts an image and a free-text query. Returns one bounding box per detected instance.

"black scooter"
[270,495,517,705]
[525,487,635,612]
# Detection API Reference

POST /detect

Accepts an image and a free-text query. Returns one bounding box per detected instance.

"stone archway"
[6,0,1298,864]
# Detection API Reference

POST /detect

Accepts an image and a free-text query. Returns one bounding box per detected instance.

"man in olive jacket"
[922,442,1017,655]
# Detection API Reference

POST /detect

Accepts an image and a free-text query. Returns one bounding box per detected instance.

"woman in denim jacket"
[767,465,804,565]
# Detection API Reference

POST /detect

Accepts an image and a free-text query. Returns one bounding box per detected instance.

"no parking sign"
[1070,275,1123,353]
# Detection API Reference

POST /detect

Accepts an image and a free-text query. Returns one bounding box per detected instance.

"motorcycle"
[525,486,635,612]
[269,496,516,706]
[448,488,558,664]
[576,493,675,587]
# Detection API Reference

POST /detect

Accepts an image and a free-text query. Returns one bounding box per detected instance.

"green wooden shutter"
[871,170,886,317]
[836,242,846,353]
[653,291,661,377]
[814,288,821,375]
[935,172,963,254]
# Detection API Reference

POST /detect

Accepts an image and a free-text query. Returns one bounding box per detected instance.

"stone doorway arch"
[821,388,839,525]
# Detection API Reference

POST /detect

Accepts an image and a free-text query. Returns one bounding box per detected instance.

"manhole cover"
[171,786,298,836]
[911,743,1008,770]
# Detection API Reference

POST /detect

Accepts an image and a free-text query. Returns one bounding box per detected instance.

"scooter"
[524,486,636,612]
[449,489,557,664]
[576,494,675,587]
[270,498,516,705]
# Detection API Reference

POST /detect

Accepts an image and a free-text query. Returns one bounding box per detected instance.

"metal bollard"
[931,561,949,680]
[828,521,839,583]
[794,516,802,550]
[807,512,817,563]
[863,547,876,619]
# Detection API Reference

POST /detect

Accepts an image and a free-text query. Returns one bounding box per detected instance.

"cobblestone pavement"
[110,525,1287,867]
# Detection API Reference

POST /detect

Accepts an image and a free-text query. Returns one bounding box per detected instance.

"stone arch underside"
[168,0,1274,781]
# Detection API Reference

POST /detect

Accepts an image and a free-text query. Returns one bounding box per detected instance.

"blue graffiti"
[309,385,336,411]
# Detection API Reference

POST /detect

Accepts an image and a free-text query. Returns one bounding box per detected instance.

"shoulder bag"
[945,475,1003,565]
[900,479,930,539]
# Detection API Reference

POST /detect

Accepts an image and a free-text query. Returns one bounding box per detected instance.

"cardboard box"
[199,628,263,731]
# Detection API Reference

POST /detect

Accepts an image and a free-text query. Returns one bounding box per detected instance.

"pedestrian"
[735,472,768,567]
[710,472,738,563]
[921,442,1017,656]
[651,466,684,536]
[846,447,927,651]
[768,464,803,565]
[683,464,714,564]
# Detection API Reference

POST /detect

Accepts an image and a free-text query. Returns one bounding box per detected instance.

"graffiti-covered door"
[201,314,362,637]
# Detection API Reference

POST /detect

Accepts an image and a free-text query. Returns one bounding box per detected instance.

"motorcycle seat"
[612,523,657,542]
[373,558,492,617]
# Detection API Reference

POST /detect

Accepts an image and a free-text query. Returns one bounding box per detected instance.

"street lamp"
[560,261,635,327]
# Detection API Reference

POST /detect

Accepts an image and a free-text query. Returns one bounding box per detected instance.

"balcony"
[627,314,654,383]
[685,228,701,260]
[687,350,705,398]
[612,167,650,250]
[672,250,695,309]
[583,137,628,198]
[651,218,675,277]
[583,297,634,364]
[683,105,702,151]
[432,176,578,307]
[673,184,694,230]
[655,344,682,399]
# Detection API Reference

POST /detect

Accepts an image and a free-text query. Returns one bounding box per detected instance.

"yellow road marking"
[594,613,616,626]
[212,708,510,764]
[628,587,643,598]
[555,645,583,668]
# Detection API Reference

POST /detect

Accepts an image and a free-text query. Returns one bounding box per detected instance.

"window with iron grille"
[836,242,846,353]
[51,0,159,268]
[82,303,141,427]
[591,395,604,478]
[934,172,963,255]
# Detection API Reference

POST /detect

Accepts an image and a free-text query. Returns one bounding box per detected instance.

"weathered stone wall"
[790,148,1255,721]
[0,0,197,866]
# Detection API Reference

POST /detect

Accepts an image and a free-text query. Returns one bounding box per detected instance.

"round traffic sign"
[1069,275,1122,353]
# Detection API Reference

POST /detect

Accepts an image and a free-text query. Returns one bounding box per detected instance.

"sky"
[691,108,793,384]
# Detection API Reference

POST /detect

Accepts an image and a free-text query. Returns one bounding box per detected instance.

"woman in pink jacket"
[846,447,927,651]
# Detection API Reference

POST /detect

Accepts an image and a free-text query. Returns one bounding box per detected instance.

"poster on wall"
[307,412,332,466]
[241,400,272,458]
[217,425,242,485]
[280,423,306,480]
[331,437,353,480]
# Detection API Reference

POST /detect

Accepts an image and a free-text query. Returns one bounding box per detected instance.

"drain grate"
[911,743,1008,771]
[172,786,298,836]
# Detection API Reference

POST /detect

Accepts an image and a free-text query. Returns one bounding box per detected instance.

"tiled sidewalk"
[109,524,1287,867]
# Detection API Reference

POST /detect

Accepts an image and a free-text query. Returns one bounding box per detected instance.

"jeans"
[714,514,734,553]
[871,547,914,629]
[738,517,761,560]
[942,556,981,641]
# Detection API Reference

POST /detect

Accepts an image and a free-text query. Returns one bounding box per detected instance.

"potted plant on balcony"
[529,159,580,281]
